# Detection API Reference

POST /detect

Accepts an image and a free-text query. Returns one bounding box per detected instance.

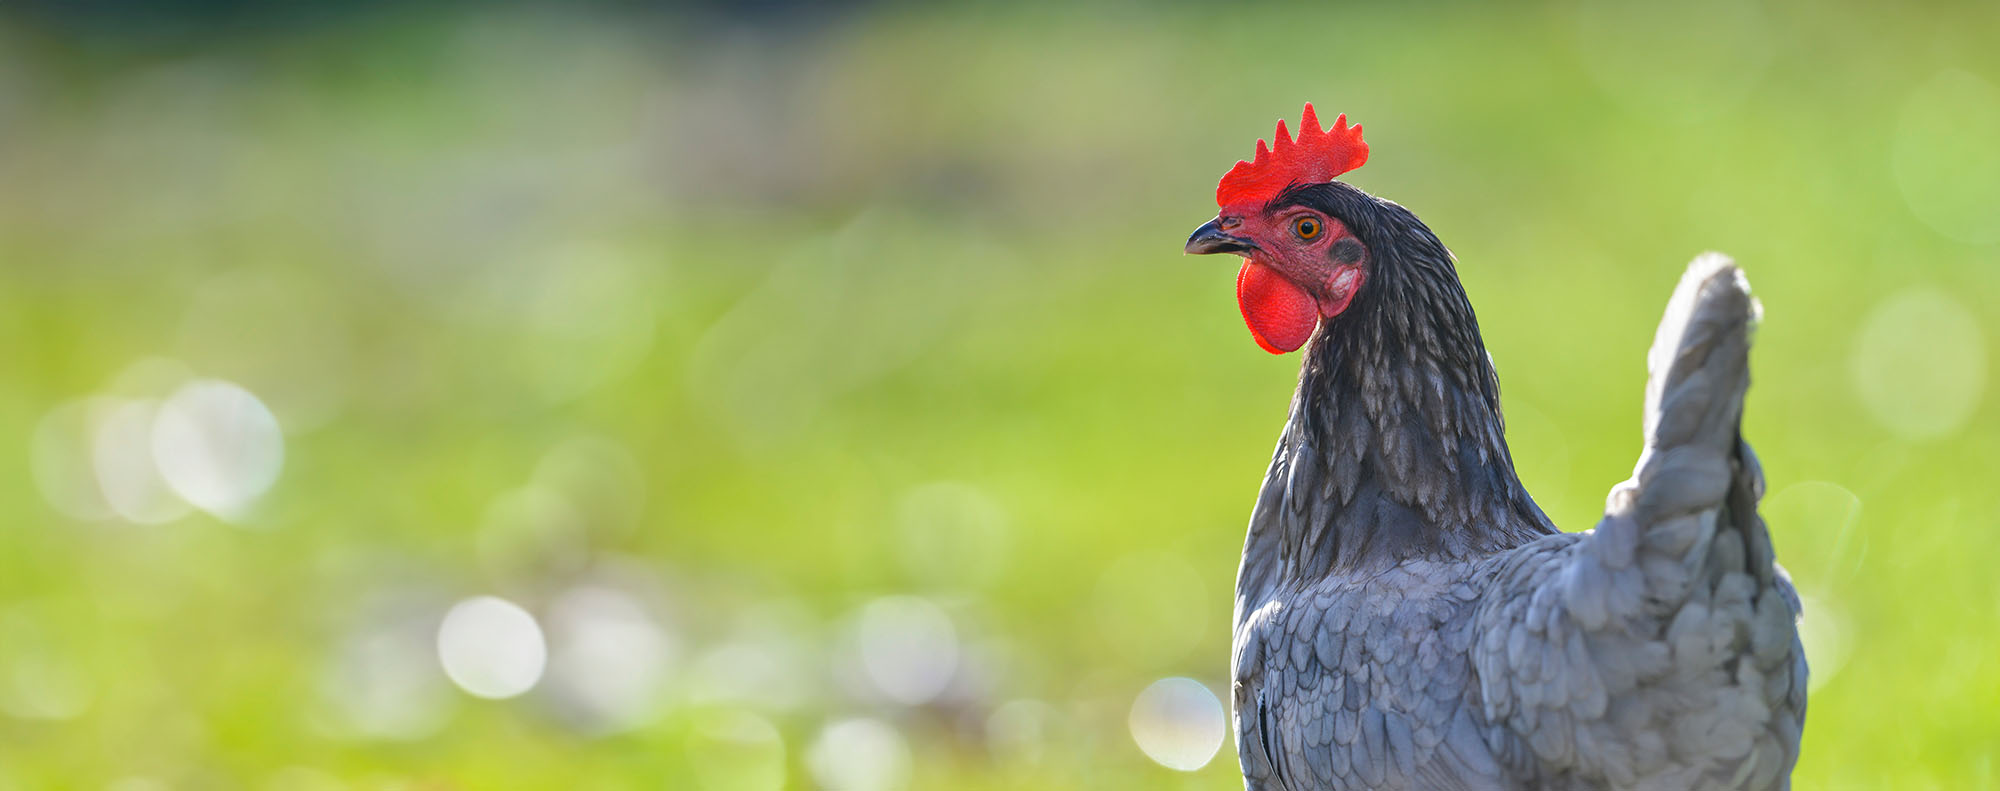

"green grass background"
[1,1,1997,788]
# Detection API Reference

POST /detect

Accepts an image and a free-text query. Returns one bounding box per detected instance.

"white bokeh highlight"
[1128,677,1226,771]
[151,379,285,520]
[1851,287,1986,439]
[855,596,958,705]
[543,585,675,733]
[808,717,912,791]
[92,399,191,525]
[34,368,287,526]
[436,596,547,699]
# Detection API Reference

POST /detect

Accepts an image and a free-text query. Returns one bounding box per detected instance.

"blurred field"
[1,1,1997,789]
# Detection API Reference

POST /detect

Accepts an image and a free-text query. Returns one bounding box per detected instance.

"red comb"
[1215,104,1368,208]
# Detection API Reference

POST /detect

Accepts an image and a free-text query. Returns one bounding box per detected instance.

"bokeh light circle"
[92,399,191,525]
[436,596,547,699]
[1893,69,2000,244]
[808,717,912,791]
[855,596,958,705]
[1128,677,1226,771]
[543,585,675,733]
[1850,286,1986,440]
[151,379,285,520]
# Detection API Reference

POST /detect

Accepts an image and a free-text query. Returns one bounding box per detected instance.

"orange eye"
[1293,216,1321,240]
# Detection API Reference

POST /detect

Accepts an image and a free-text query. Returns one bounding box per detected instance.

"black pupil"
[1300,220,1317,236]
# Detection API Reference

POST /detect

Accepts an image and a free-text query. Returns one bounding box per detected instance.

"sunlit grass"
[1,2,1997,788]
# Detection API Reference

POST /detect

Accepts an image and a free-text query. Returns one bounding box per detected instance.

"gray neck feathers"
[1237,223,1554,597]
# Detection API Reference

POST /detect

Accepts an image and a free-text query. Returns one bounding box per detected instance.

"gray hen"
[1183,107,1806,790]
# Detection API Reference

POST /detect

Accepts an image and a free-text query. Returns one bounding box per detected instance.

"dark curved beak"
[1185,218,1257,256]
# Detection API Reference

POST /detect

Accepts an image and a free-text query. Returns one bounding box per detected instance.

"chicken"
[1182,105,1807,790]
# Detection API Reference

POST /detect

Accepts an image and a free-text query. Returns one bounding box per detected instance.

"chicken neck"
[1239,224,1555,595]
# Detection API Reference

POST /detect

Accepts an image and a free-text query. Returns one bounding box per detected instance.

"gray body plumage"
[1231,251,1806,790]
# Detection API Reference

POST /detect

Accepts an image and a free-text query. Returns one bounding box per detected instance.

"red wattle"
[1236,261,1319,354]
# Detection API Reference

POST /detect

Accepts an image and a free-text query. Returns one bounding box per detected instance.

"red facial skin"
[1217,203,1368,318]
[1197,104,1371,353]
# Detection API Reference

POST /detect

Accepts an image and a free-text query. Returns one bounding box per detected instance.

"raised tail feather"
[1478,255,1805,789]
[1628,253,1760,530]
[1592,255,1804,787]
[1597,254,1783,598]
[1618,254,1803,788]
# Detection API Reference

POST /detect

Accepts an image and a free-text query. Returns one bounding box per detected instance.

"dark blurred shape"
[2,0,868,47]
[4,0,399,42]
